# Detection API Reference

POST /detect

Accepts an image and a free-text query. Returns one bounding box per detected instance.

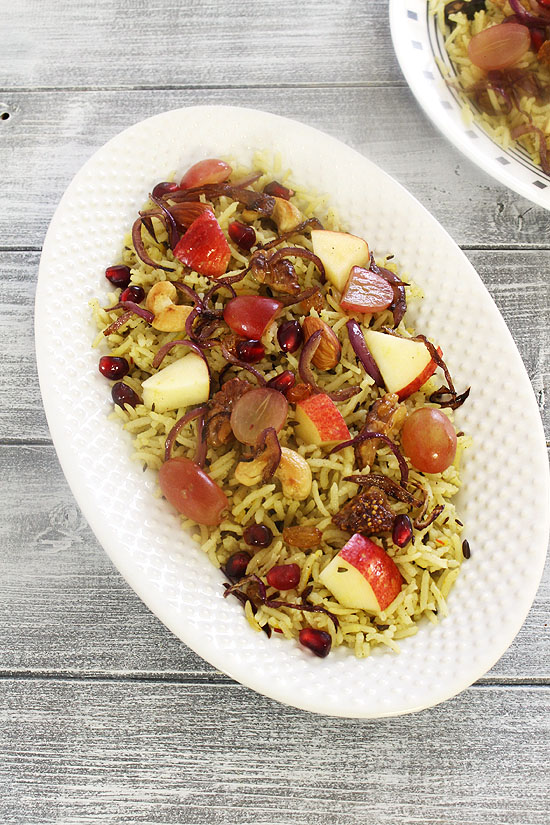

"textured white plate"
[390,0,550,209]
[35,105,549,717]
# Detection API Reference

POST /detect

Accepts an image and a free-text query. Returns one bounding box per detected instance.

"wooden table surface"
[1,1,549,823]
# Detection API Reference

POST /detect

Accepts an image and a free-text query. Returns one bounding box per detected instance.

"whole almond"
[302,316,341,370]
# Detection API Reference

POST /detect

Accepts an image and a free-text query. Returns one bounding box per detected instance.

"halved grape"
[230,388,288,444]
[223,295,282,339]
[401,408,457,474]
[340,266,394,314]
[467,22,530,71]
[179,158,232,189]
[159,457,228,525]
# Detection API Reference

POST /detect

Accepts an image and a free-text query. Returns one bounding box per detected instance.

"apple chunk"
[363,329,439,400]
[142,352,210,413]
[320,534,403,613]
[311,230,370,292]
[295,393,350,446]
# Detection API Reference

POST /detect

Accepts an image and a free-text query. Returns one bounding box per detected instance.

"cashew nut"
[234,455,269,487]
[146,281,193,332]
[275,447,312,501]
[240,197,304,232]
[272,197,304,233]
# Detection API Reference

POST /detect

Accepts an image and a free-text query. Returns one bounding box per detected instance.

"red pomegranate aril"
[393,514,413,548]
[266,563,300,591]
[243,523,273,548]
[277,319,303,353]
[264,180,295,200]
[236,339,265,363]
[152,181,180,199]
[120,284,145,303]
[267,370,296,394]
[112,381,140,409]
[228,220,256,251]
[225,550,251,580]
[105,264,131,289]
[299,628,332,658]
[531,27,546,52]
[99,355,130,381]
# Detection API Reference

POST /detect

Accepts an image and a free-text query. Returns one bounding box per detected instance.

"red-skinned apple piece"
[363,329,441,400]
[319,533,403,613]
[295,393,351,446]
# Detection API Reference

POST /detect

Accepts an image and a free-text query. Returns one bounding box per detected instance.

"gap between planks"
[0,671,548,687]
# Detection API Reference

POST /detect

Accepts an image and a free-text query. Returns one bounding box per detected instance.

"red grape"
[467,22,530,71]
[223,295,282,339]
[158,457,228,525]
[230,388,288,444]
[401,408,457,474]
[340,266,394,314]
[179,158,232,189]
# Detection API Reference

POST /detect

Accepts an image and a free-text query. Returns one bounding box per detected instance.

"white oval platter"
[35,105,549,717]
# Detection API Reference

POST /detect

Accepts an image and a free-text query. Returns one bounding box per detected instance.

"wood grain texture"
[2,249,546,442]
[0,0,401,89]
[3,88,550,250]
[1,0,549,817]
[0,680,549,825]
[1,443,548,680]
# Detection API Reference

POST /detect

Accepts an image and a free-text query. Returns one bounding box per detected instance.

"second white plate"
[390,0,550,209]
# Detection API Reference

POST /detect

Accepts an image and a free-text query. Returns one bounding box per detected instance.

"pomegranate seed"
[243,523,273,548]
[236,339,265,363]
[277,319,303,353]
[99,356,130,381]
[152,181,180,199]
[120,284,145,303]
[266,563,300,591]
[299,628,331,658]
[228,220,256,251]
[392,514,413,548]
[105,264,131,289]
[264,180,295,200]
[267,370,296,394]
[111,382,140,409]
[225,550,251,580]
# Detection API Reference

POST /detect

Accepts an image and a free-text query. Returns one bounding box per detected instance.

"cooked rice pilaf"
[91,152,470,658]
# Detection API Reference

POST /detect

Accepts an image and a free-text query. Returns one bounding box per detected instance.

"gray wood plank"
[2,249,547,443]
[0,680,548,825]
[3,88,550,250]
[1,0,401,90]
[1,443,548,680]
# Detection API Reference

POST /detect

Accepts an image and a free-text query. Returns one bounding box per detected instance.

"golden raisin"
[286,383,314,404]
[300,288,324,314]
[283,524,323,549]
[538,40,550,67]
